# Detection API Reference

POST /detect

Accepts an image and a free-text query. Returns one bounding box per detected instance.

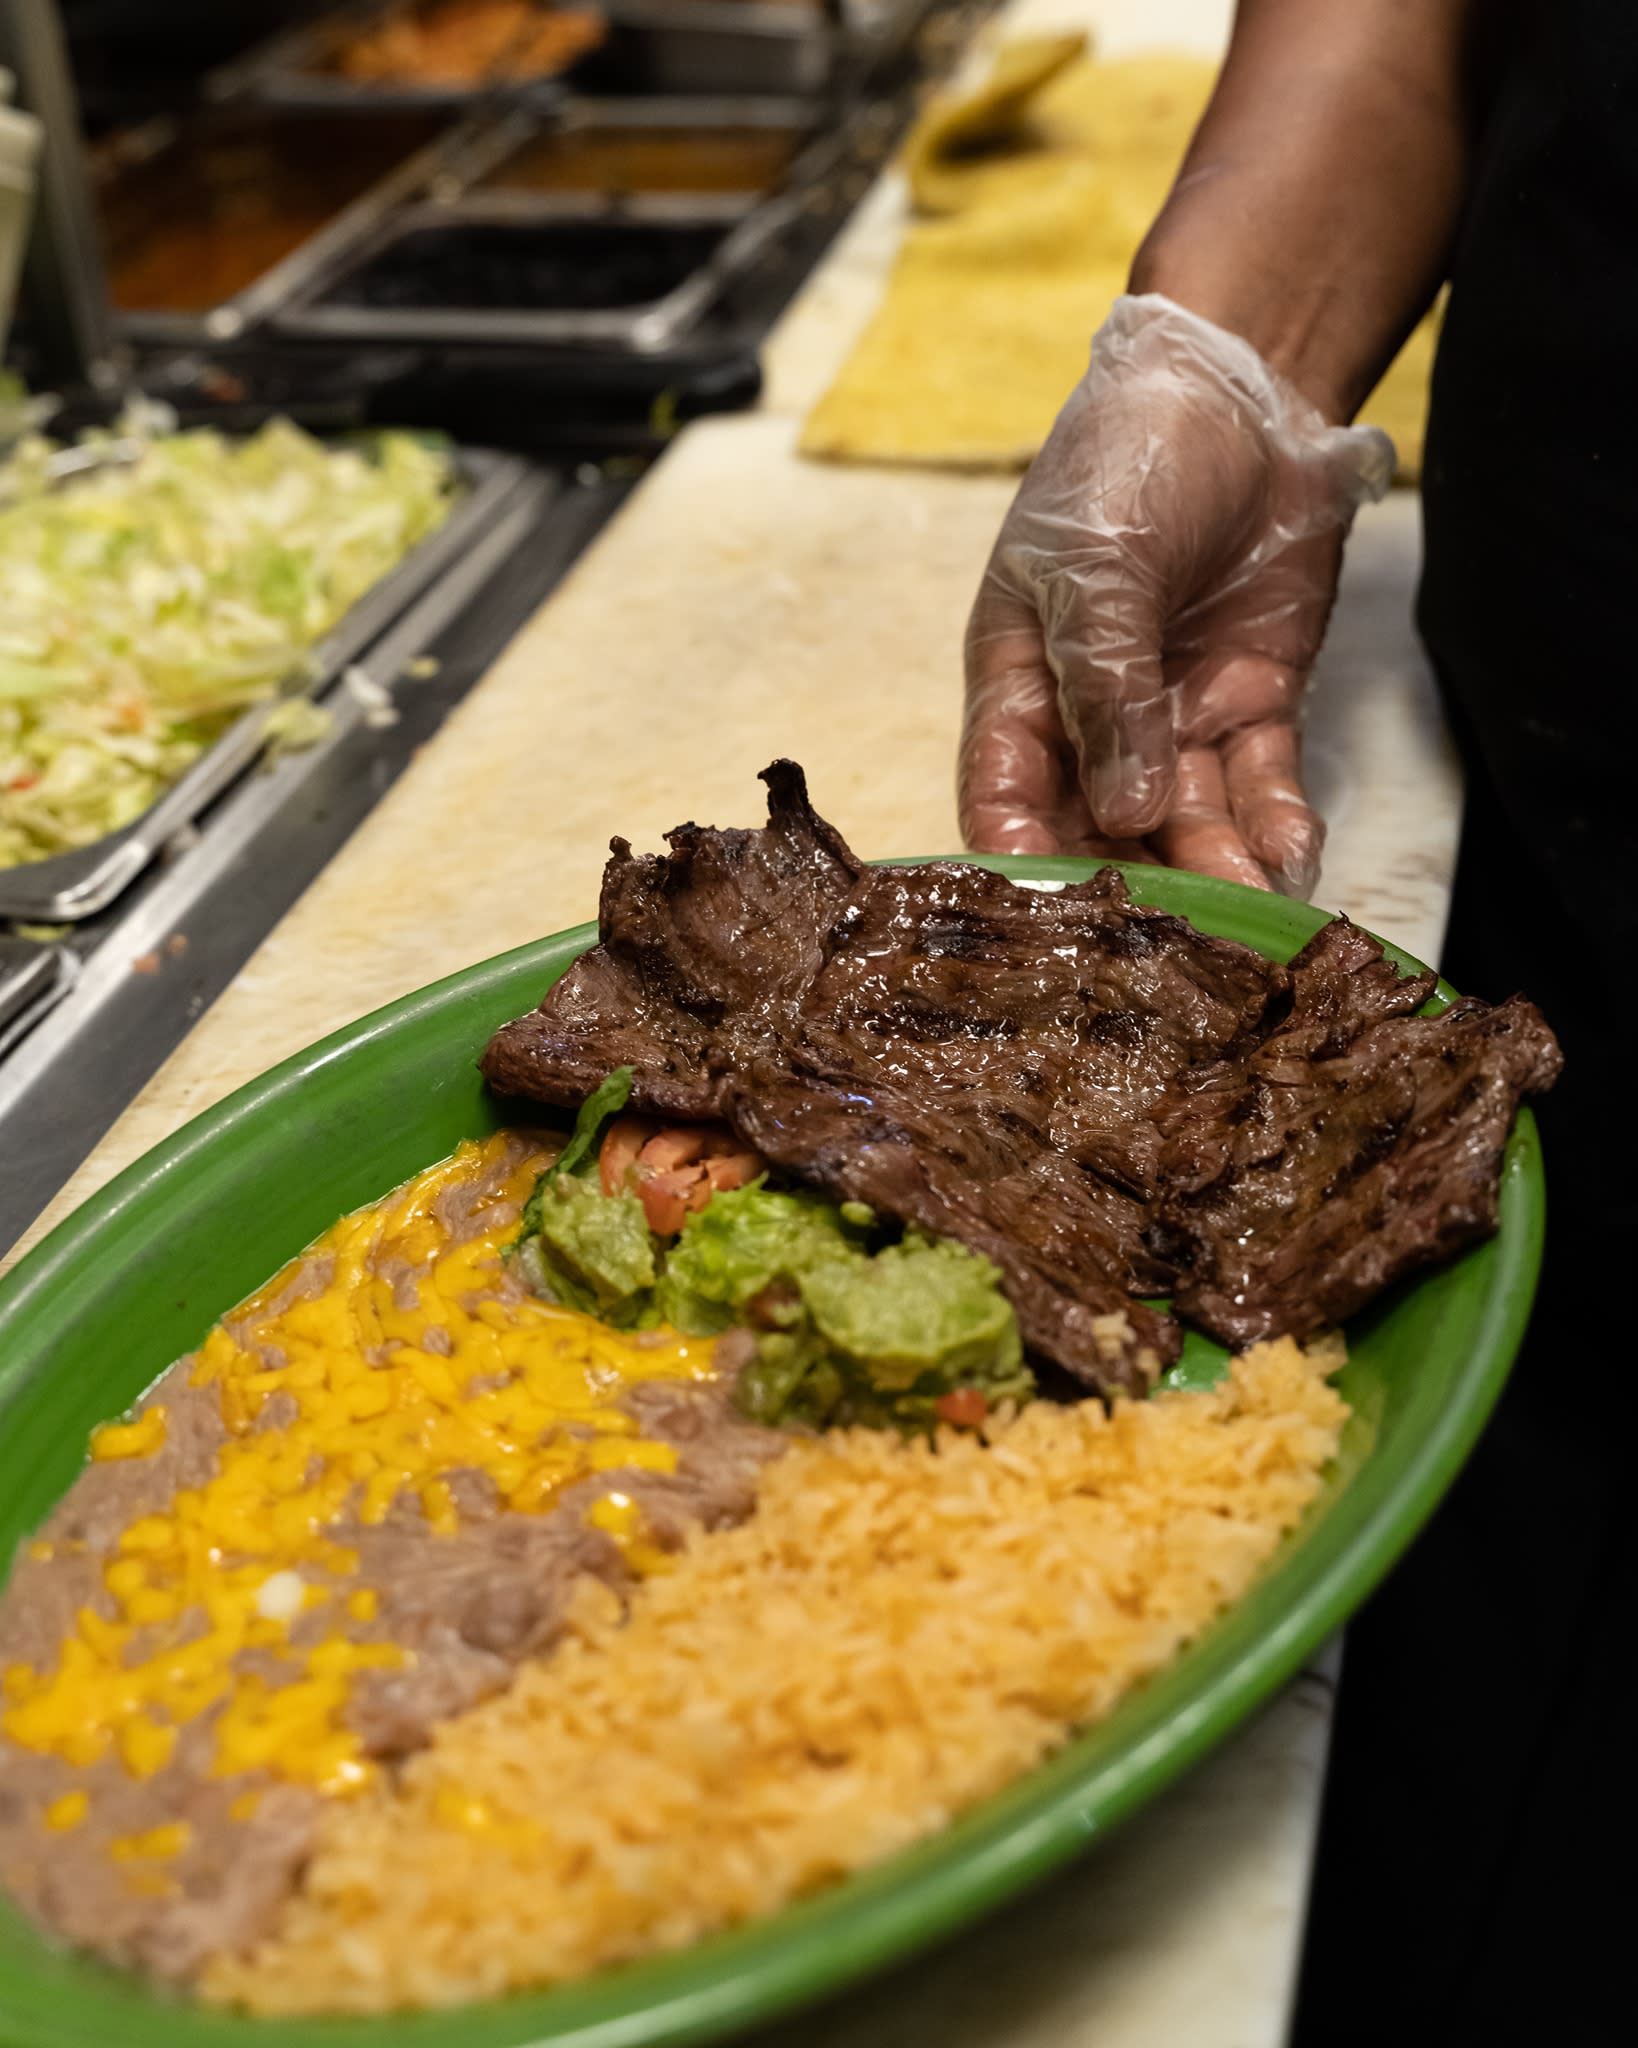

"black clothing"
[1294,5,1634,2040]
[1421,0,1638,936]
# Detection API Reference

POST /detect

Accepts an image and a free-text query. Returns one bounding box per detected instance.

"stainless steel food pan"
[586,0,936,97]
[218,0,854,109]
[427,93,826,200]
[208,0,593,114]
[0,445,533,924]
[95,107,461,349]
[585,4,839,98]
[270,185,805,350]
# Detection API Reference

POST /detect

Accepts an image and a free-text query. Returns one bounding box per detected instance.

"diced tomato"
[599,1115,659,1197]
[934,1389,989,1429]
[638,1166,708,1237]
[704,1151,764,1193]
[6,774,38,793]
[609,1118,768,1220]
[638,1127,710,1173]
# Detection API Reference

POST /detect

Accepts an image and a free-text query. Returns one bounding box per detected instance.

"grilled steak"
[1153,992,1561,1347]
[483,758,862,1120]
[481,764,1562,1389]
[724,857,1299,1385]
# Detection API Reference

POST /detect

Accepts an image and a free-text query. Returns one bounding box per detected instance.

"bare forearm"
[1130,0,1484,420]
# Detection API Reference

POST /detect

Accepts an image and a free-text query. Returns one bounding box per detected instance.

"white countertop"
[8,0,1460,2040]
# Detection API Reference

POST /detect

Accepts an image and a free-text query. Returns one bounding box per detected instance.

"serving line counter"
[6,0,1460,2042]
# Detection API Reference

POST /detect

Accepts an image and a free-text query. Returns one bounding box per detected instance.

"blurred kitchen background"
[0,0,995,1228]
[0,0,980,451]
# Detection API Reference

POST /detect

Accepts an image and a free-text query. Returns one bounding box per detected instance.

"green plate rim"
[0,858,1544,2048]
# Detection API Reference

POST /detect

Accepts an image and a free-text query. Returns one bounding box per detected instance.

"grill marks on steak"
[482,759,861,1120]
[730,1060,1179,1383]
[483,768,1294,1390]
[723,860,1293,1385]
[1154,994,1561,1348]
[479,764,1561,1390]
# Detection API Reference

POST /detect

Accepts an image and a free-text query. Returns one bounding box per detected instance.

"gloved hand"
[960,294,1394,893]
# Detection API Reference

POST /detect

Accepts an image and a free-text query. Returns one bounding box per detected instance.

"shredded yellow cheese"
[43,1791,87,1832]
[587,1490,675,1577]
[2,1135,712,1818]
[110,1822,190,1862]
[88,1407,169,1461]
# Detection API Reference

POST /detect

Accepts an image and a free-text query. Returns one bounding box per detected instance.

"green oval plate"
[0,859,1543,2048]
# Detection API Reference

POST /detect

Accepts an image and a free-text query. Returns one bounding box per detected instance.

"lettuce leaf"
[516,1067,633,1242]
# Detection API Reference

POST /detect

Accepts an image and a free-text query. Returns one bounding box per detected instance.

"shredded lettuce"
[0,412,458,870]
[515,1067,634,1242]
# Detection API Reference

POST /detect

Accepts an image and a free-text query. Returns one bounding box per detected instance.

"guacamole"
[517,1175,656,1323]
[512,1091,1033,1430]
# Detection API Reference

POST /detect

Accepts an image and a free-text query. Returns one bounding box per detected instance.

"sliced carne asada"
[1151,993,1562,1348]
[483,767,1292,1390]
[480,764,1561,1390]
[482,759,861,1119]
[720,857,1294,1389]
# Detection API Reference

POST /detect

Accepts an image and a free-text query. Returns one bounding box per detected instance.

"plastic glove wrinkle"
[960,293,1390,884]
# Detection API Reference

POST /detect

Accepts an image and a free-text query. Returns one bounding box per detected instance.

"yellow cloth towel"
[802,41,1438,481]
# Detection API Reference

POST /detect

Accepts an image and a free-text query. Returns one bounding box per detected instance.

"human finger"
[960,595,1082,855]
[1221,718,1324,897]
[1152,743,1273,891]
[1035,558,1178,838]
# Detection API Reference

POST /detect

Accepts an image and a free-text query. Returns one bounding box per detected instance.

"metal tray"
[0,444,534,924]
[427,94,831,207]
[0,452,572,1204]
[439,93,825,198]
[0,939,76,1064]
[269,89,863,350]
[271,182,806,349]
[582,4,841,98]
[586,0,935,97]
[208,0,601,114]
[214,0,918,111]
[93,106,461,348]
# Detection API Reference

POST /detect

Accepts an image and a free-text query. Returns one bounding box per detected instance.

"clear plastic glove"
[960,294,1394,893]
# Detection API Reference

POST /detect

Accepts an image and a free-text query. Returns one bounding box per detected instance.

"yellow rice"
[205,1334,1348,2014]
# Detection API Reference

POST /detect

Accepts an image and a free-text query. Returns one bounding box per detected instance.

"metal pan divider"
[0,939,77,1063]
[624,188,808,348]
[622,100,883,345]
[419,104,546,199]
